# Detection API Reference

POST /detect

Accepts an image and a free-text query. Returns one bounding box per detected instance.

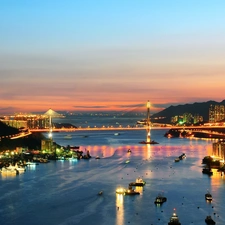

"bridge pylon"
[146,100,151,141]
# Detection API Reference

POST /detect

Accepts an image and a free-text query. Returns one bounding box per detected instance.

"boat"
[116,186,140,195]
[154,193,167,204]
[174,158,180,162]
[205,191,212,201]
[98,190,103,196]
[26,162,39,166]
[129,177,146,186]
[114,133,120,136]
[168,211,181,225]
[124,186,140,195]
[205,215,216,225]
[116,187,126,194]
[139,140,159,144]
[179,153,186,160]
[64,134,72,139]
[14,163,26,172]
[136,119,147,125]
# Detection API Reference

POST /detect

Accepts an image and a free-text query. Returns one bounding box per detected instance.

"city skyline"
[1,0,225,115]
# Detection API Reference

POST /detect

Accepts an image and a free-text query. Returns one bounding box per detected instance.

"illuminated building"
[209,104,225,123]
[193,114,203,124]
[212,141,225,160]
[183,113,192,124]
[1,114,50,129]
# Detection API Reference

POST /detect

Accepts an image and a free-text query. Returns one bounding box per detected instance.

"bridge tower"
[146,100,151,141]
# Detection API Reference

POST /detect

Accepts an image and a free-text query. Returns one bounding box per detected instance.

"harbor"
[1,128,225,225]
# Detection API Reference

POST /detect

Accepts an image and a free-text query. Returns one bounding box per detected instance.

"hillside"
[0,121,46,151]
[152,100,225,124]
[0,121,20,136]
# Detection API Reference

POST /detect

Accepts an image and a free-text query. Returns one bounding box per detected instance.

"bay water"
[0,115,224,225]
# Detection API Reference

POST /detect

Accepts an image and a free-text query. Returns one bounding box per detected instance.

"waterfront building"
[1,114,50,129]
[41,139,56,153]
[212,141,225,161]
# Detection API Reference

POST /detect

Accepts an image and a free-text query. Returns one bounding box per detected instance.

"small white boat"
[114,133,120,136]
[205,191,212,201]
[26,162,38,166]
[64,134,72,139]
[14,163,26,172]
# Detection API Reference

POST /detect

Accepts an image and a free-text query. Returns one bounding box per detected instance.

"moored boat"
[1,167,19,175]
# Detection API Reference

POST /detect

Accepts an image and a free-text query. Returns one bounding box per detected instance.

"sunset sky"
[1,0,225,115]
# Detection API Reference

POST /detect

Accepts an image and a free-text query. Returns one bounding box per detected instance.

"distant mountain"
[151,100,225,124]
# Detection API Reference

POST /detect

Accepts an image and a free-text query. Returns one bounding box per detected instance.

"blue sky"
[1,0,225,114]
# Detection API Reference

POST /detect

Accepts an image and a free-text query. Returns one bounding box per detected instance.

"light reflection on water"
[116,194,124,225]
[2,129,225,225]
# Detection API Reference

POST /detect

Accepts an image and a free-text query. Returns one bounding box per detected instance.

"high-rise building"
[209,104,225,123]
[1,114,50,129]
[193,114,203,124]
[183,113,193,124]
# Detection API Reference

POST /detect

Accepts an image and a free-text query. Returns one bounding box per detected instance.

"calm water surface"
[1,129,224,225]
